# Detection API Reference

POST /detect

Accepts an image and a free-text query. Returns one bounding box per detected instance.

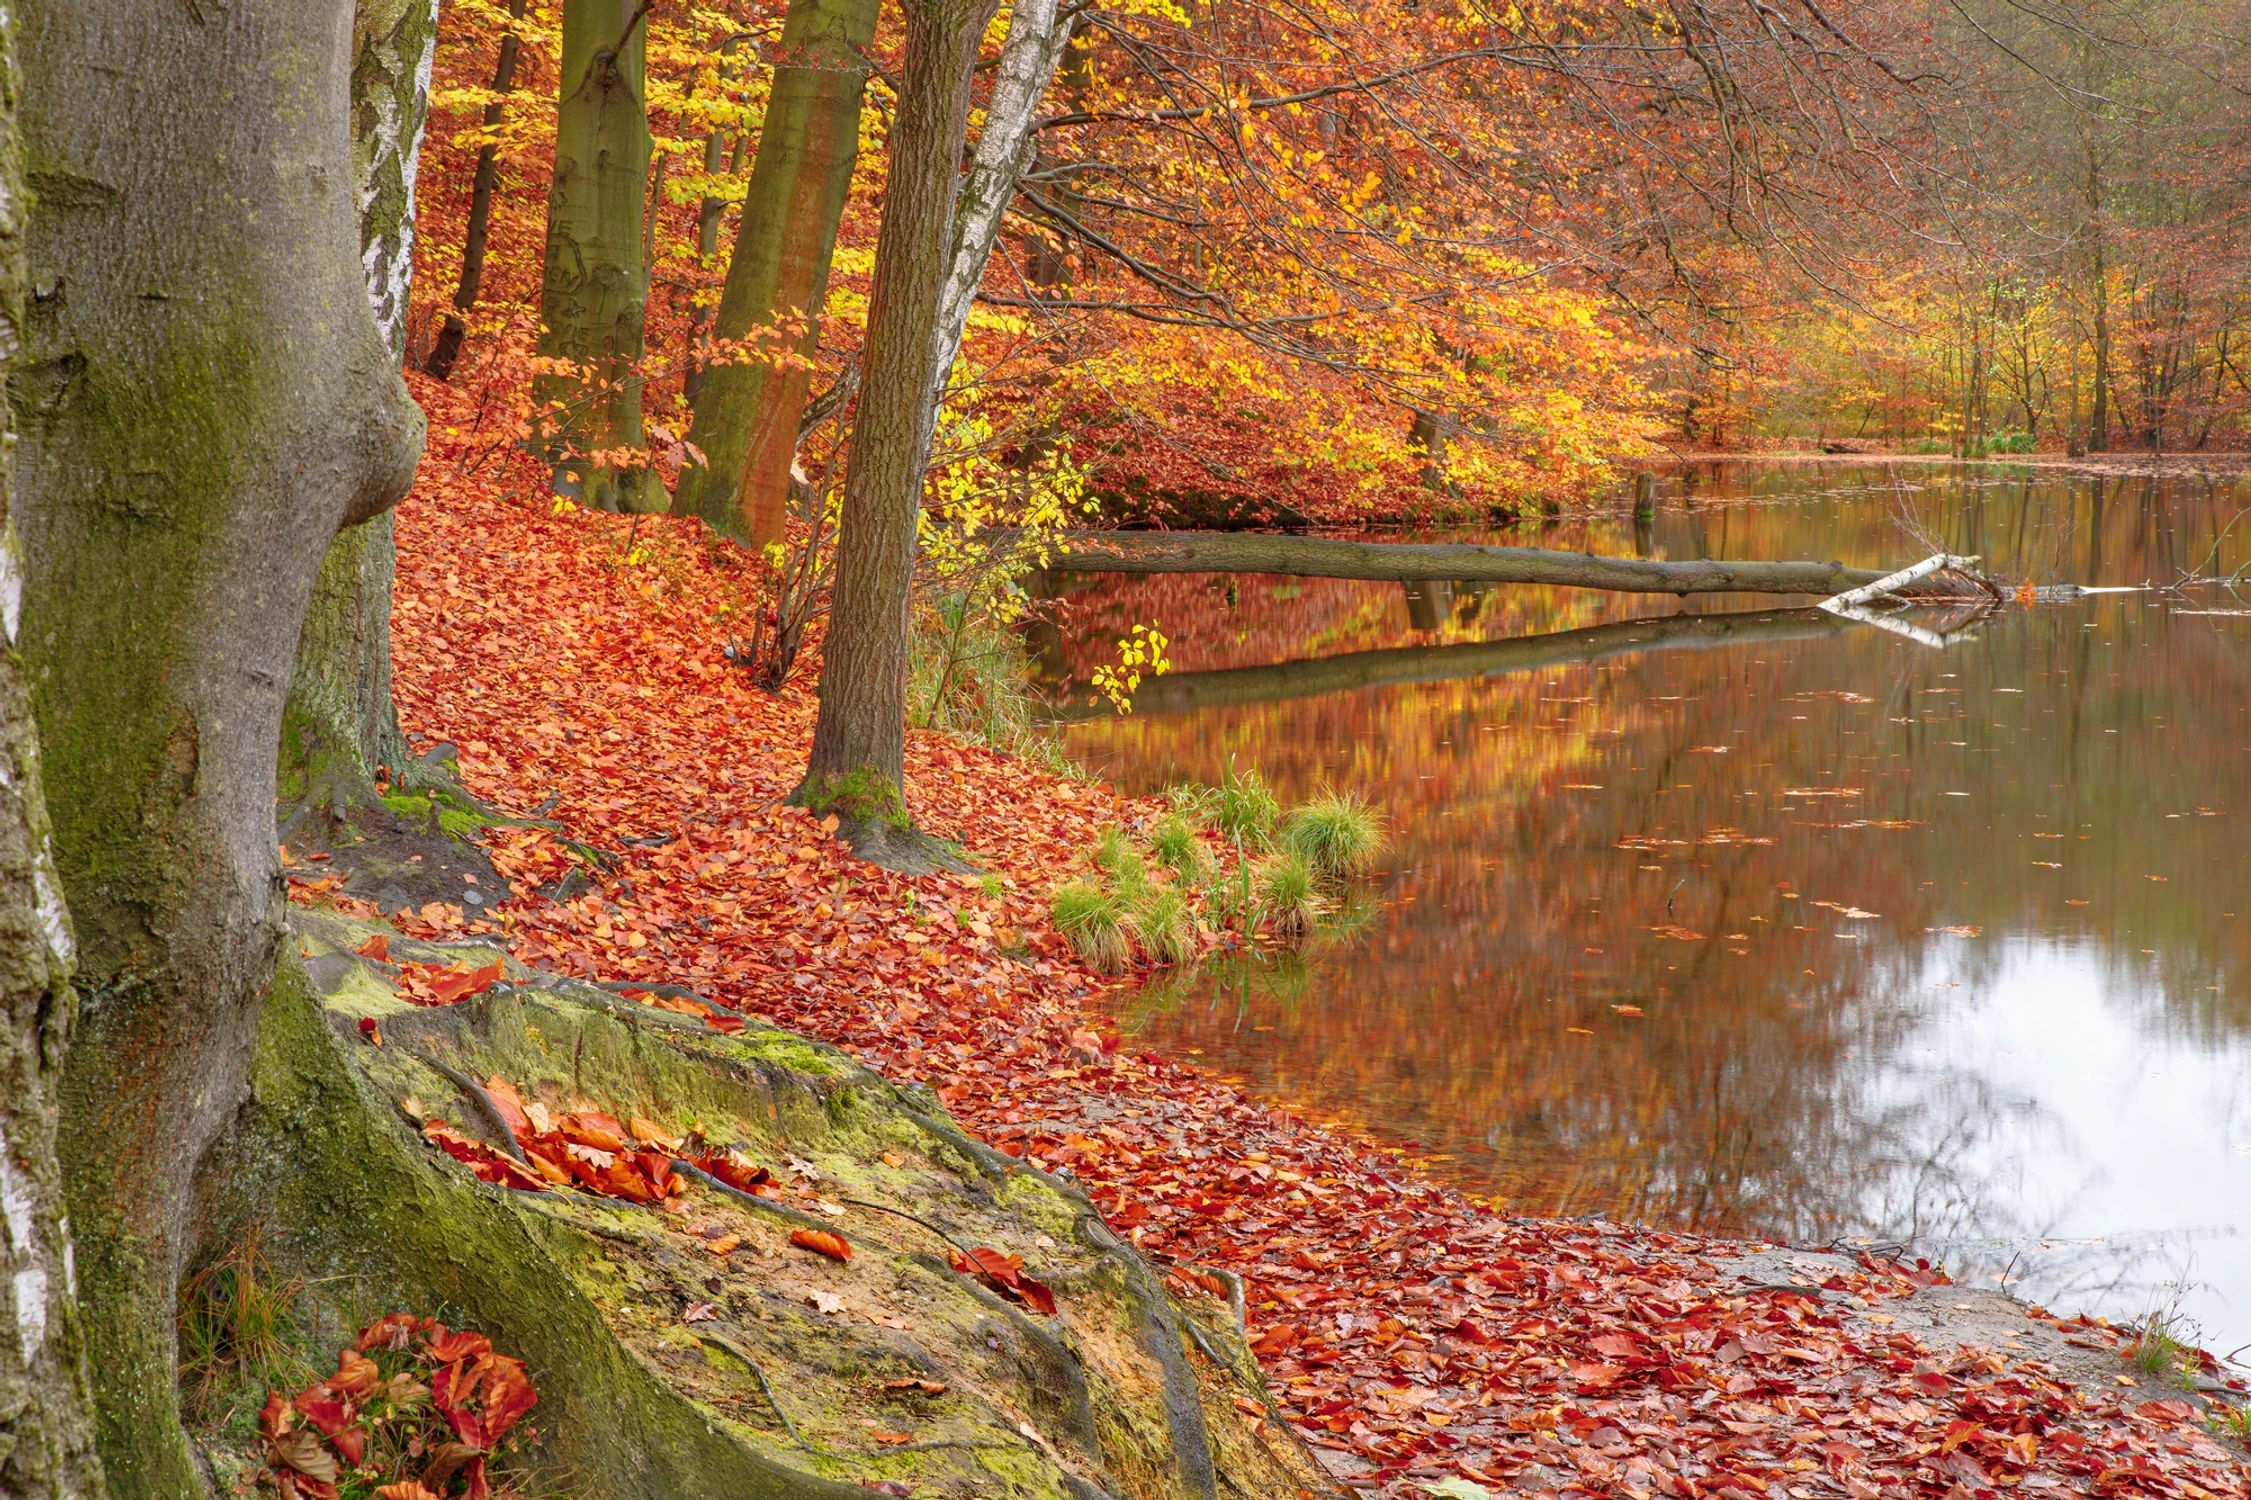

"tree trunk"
[536,0,661,513]
[426,0,529,382]
[0,8,103,1489]
[673,0,883,546]
[927,0,1075,401]
[1045,530,1890,596]
[800,0,997,866]
[2087,157,2110,453]
[14,1,424,1492]
[282,0,442,821]
[1044,610,1857,719]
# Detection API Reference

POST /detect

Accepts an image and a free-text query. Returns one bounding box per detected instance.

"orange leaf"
[358,934,391,962]
[790,1228,851,1262]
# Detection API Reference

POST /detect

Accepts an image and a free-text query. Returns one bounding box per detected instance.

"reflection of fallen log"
[1047,530,1889,596]
[1042,610,1856,719]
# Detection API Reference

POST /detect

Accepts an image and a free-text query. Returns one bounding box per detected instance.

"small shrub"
[1148,814,1213,887]
[1280,791,1386,880]
[1252,851,1326,941]
[1051,880,1132,973]
[1129,884,1199,966]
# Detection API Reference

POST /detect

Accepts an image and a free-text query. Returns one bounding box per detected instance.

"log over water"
[1042,610,1855,720]
[1047,530,1890,596]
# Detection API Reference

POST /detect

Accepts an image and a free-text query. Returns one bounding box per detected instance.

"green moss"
[796,767,911,832]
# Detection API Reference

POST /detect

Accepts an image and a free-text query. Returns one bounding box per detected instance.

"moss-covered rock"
[191,909,1330,1500]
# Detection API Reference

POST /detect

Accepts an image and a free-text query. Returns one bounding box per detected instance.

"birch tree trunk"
[536,0,662,513]
[673,0,882,546]
[927,0,1075,401]
[0,7,102,1490]
[282,0,442,818]
[800,0,997,865]
[14,2,424,1492]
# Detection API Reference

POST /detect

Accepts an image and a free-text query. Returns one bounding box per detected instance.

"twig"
[697,1331,810,1448]
[836,1196,979,1260]
[411,1050,531,1164]
[674,1161,839,1232]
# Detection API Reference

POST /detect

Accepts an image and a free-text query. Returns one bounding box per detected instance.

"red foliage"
[385,430,2250,1498]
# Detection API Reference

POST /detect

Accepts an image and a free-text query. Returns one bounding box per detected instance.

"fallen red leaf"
[790,1228,851,1262]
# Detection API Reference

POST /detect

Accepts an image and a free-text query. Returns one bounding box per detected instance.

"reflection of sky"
[1860,936,2251,1360]
[1058,465,2251,1364]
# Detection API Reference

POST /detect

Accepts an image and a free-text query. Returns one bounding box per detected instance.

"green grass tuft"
[1252,850,1326,941]
[1280,791,1387,880]
[1051,880,1133,973]
[2124,1314,2197,1383]
[1129,884,1199,966]
[1094,826,1150,896]
[1148,814,1213,887]
[1213,762,1279,846]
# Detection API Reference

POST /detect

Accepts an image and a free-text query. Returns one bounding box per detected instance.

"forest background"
[416,0,2251,544]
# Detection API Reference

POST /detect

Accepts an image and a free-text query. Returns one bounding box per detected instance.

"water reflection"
[1050,462,2251,1360]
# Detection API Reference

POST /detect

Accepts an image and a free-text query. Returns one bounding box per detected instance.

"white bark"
[929,0,1074,402]
[1817,552,1981,611]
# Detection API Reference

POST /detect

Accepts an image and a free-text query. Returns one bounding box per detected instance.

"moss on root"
[195,910,1333,1500]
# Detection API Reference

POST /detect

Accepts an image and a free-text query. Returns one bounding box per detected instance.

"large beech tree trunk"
[0,9,102,1490]
[14,2,424,1492]
[674,0,883,546]
[1048,530,1890,596]
[801,0,998,861]
[536,0,661,513]
[284,0,442,814]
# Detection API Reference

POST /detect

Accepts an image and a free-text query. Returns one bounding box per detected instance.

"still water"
[1044,462,2251,1363]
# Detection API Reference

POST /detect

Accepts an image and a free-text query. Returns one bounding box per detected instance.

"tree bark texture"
[280,0,444,811]
[1046,531,1889,596]
[674,0,882,546]
[927,0,1074,402]
[426,0,529,381]
[0,8,103,1489]
[14,1,425,1492]
[1044,610,1855,719]
[536,0,661,513]
[804,0,998,840]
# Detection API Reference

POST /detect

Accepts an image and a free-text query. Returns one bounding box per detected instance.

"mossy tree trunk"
[13,2,425,1494]
[673,0,882,548]
[801,0,997,864]
[0,8,102,1490]
[535,0,663,514]
[282,0,442,821]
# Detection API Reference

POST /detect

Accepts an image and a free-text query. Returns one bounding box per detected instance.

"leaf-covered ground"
[385,378,2251,1500]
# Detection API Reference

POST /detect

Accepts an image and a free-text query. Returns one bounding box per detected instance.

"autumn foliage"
[259,1317,535,1500]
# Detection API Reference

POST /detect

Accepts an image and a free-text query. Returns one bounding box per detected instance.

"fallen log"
[1042,610,1854,719]
[1046,530,1890,596]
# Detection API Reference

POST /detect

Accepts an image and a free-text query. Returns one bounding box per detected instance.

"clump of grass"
[1280,790,1386,880]
[178,1230,309,1424]
[1129,884,1199,966]
[1148,812,1213,887]
[1213,762,1279,846]
[2125,1313,2196,1383]
[1051,880,1132,973]
[1095,825,1151,897]
[1252,850,1326,941]
[2210,1401,2251,1446]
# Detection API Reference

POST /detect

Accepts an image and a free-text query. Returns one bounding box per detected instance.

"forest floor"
[375,376,2251,1500]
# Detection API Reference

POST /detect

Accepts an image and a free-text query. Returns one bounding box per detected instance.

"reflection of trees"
[1060,467,2251,1260]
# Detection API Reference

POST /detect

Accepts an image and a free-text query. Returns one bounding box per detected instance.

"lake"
[1043,460,2251,1366]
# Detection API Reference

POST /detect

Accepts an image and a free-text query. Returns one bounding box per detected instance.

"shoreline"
[385,382,2251,1497]
[1663,450,2251,482]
